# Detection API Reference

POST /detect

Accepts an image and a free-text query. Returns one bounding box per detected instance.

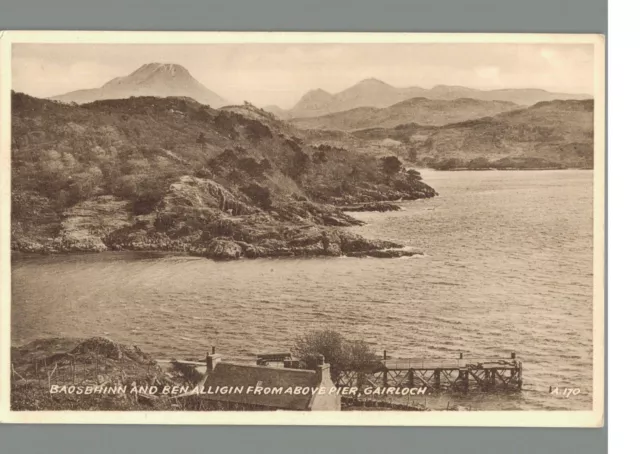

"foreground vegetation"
[11,92,437,259]
[292,329,379,381]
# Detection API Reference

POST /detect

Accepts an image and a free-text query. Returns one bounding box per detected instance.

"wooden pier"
[335,352,523,393]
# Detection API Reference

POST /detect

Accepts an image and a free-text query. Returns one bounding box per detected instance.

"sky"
[12,43,595,108]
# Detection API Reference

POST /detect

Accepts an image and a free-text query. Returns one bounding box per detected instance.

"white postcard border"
[0,31,605,427]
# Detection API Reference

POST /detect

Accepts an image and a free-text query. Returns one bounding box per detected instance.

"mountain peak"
[109,62,193,86]
[135,62,190,73]
[52,62,226,107]
[355,78,391,87]
[307,88,331,96]
[293,88,334,111]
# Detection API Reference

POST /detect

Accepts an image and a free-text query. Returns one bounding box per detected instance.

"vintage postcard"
[0,31,605,426]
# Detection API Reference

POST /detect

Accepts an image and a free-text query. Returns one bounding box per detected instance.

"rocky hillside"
[267,79,592,119]
[11,92,436,259]
[349,99,595,170]
[291,97,518,131]
[51,63,227,107]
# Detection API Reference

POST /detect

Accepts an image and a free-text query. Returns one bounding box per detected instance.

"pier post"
[461,370,469,393]
[382,350,388,386]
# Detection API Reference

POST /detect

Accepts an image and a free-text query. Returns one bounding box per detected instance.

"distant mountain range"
[51,63,227,107]
[290,97,519,131]
[50,63,591,124]
[265,78,592,119]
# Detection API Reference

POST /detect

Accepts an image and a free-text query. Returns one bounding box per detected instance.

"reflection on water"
[11,170,593,410]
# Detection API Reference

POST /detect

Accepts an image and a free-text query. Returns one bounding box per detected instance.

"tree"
[196,133,207,153]
[292,329,378,379]
[381,156,403,180]
[68,166,103,204]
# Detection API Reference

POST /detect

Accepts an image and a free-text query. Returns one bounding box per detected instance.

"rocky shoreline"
[12,222,420,261]
[12,177,427,261]
[339,201,403,213]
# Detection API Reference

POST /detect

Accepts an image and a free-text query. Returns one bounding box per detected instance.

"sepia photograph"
[0,32,605,426]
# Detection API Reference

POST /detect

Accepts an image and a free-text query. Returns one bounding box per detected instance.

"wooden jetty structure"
[335,352,523,393]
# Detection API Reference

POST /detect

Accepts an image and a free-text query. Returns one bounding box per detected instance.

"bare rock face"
[337,230,402,253]
[203,239,243,260]
[54,196,132,252]
[11,238,48,253]
[161,176,255,216]
[54,233,108,252]
[12,172,425,260]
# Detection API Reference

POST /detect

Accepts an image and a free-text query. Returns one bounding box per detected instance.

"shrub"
[288,149,310,179]
[312,150,328,164]
[113,174,170,215]
[245,120,272,142]
[381,155,403,177]
[292,329,378,379]
[241,183,272,210]
[406,169,422,181]
[212,113,238,139]
[170,361,204,386]
[196,132,207,152]
[238,157,264,177]
[434,158,462,170]
[467,157,491,169]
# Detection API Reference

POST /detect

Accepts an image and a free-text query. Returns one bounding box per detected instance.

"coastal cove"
[11,169,594,411]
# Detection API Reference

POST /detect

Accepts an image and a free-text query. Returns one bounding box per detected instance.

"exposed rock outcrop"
[13,175,422,260]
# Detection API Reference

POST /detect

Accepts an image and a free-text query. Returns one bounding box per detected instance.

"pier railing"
[335,353,523,393]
